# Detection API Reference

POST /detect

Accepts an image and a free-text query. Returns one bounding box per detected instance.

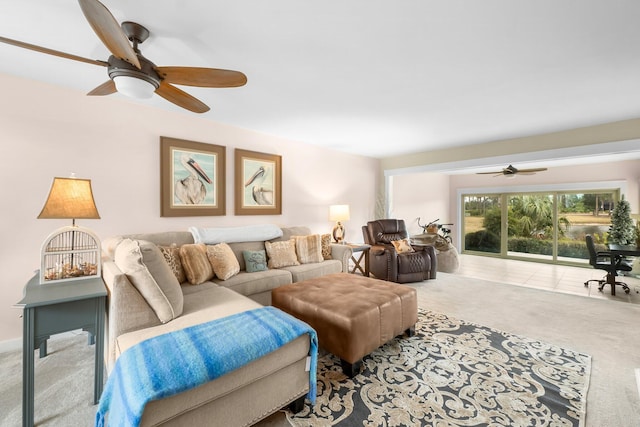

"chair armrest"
[330,244,353,273]
[414,244,438,279]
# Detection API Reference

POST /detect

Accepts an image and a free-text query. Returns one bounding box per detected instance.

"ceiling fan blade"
[155,66,248,88]
[78,0,141,69]
[87,80,116,96]
[476,171,501,175]
[0,36,108,67]
[155,82,210,113]
[518,168,548,173]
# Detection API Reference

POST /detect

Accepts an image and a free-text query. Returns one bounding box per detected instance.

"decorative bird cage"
[40,226,101,284]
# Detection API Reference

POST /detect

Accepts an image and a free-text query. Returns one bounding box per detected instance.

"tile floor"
[453,253,640,304]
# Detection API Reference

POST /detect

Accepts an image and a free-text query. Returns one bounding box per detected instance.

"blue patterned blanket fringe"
[95,306,318,427]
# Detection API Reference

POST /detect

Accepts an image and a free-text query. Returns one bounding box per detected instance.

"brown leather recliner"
[362,219,437,283]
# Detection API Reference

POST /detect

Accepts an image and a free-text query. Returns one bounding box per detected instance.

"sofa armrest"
[330,244,353,273]
[102,260,162,371]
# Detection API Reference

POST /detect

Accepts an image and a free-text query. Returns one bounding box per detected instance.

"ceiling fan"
[0,0,247,113]
[476,164,547,177]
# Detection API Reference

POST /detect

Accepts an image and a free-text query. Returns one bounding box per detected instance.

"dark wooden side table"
[14,273,107,427]
[346,243,371,277]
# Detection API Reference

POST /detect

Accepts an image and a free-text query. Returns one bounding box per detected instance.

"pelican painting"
[244,164,274,206]
[175,153,213,205]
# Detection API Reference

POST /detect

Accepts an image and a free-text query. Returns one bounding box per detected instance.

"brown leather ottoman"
[272,273,418,377]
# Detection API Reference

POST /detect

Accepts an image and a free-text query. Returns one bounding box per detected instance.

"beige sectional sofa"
[101,226,352,426]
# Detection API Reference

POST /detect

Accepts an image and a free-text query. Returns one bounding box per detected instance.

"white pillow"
[189,224,283,244]
[114,239,184,323]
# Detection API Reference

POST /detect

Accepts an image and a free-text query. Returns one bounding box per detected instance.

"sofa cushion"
[213,270,293,297]
[206,243,241,280]
[282,259,343,282]
[180,243,214,285]
[243,250,268,273]
[321,234,332,260]
[294,234,323,264]
[114,239,184,323]
[265,239,300,268]
[158,245,187,283]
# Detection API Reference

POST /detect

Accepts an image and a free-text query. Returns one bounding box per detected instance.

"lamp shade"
[38,177,101,221]
[329,204,350,222]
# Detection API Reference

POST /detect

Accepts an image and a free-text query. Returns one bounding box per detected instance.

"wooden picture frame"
[235,149,282,215]
[160,136,226,217]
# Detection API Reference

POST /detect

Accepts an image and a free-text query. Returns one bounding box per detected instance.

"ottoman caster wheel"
[341,359,362,378]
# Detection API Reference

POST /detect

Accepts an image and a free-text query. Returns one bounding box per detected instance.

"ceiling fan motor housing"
[107,54,160,89]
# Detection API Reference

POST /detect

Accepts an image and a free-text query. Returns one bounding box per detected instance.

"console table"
[15,273,106,427]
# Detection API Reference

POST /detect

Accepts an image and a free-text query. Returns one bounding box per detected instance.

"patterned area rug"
[287,309,591,427]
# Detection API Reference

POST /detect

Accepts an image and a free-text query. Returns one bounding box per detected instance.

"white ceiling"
[2,0,640,161]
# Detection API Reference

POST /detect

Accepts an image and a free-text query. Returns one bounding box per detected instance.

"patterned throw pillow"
[179,243,214,285]
[265,238,300,268]
[391,238,415,254]
[294,234,324,264]
[243,250,268,273]
[321,233,332,260]
[158,244,187,283]
[206,242,240,281]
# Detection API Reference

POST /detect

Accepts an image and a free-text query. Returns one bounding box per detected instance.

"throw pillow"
[179,243,214,285]
[265,238,300,268]
[391,238,415,254]
[321,233,332,260]
[158,244,187,283]
[294,234,324,264]
[114,239,184,323]
[206,242,240,281]
[243,250,268,273]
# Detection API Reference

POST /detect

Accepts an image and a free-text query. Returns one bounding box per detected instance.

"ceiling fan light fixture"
[113,75,156,99]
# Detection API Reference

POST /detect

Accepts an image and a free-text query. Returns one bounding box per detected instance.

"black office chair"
[584,234,632,294]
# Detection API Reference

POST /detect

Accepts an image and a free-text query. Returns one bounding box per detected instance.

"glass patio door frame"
[457,181,625,266]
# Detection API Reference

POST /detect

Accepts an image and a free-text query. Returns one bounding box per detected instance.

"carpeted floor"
[1,272,639,426]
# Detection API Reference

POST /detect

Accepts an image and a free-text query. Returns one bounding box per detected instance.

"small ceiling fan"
[0,0,247,113]
[476,164,547,177]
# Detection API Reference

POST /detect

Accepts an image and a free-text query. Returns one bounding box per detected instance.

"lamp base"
[332,222,345,243]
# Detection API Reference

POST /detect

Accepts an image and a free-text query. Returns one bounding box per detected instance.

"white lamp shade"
[329,205,350,221]
[113,75,156,99]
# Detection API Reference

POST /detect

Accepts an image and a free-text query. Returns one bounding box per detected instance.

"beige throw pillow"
[321,233,332,260]
[265,238,300,268]
[158,244,187,283]
[391,238,415,254]
[114,239,184,323]
[294,234,324,264]
[206,243,240,281]
[179,243,214,285]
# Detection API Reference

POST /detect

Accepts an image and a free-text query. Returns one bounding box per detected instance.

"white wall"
[386,160,640,247]
[389,172,451,237]
[0,74,379,343]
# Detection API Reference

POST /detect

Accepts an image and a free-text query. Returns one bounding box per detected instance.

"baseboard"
[0,337,22,353]
[0,331,81,354]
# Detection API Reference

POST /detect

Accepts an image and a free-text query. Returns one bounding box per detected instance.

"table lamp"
[37,175,102,284]
[329,204,350,243]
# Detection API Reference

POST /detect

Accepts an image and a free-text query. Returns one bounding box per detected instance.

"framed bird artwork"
[160,136,226,216]
[235,149,282,215]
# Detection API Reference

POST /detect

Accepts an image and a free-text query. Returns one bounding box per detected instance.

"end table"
[14,273,107,427]
[346,243,371,277]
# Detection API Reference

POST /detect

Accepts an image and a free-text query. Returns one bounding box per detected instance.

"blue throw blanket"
[95,306,317,427]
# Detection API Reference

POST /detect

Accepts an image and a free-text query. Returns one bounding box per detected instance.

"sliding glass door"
[462,189,617,265]
[463,195,501,254]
